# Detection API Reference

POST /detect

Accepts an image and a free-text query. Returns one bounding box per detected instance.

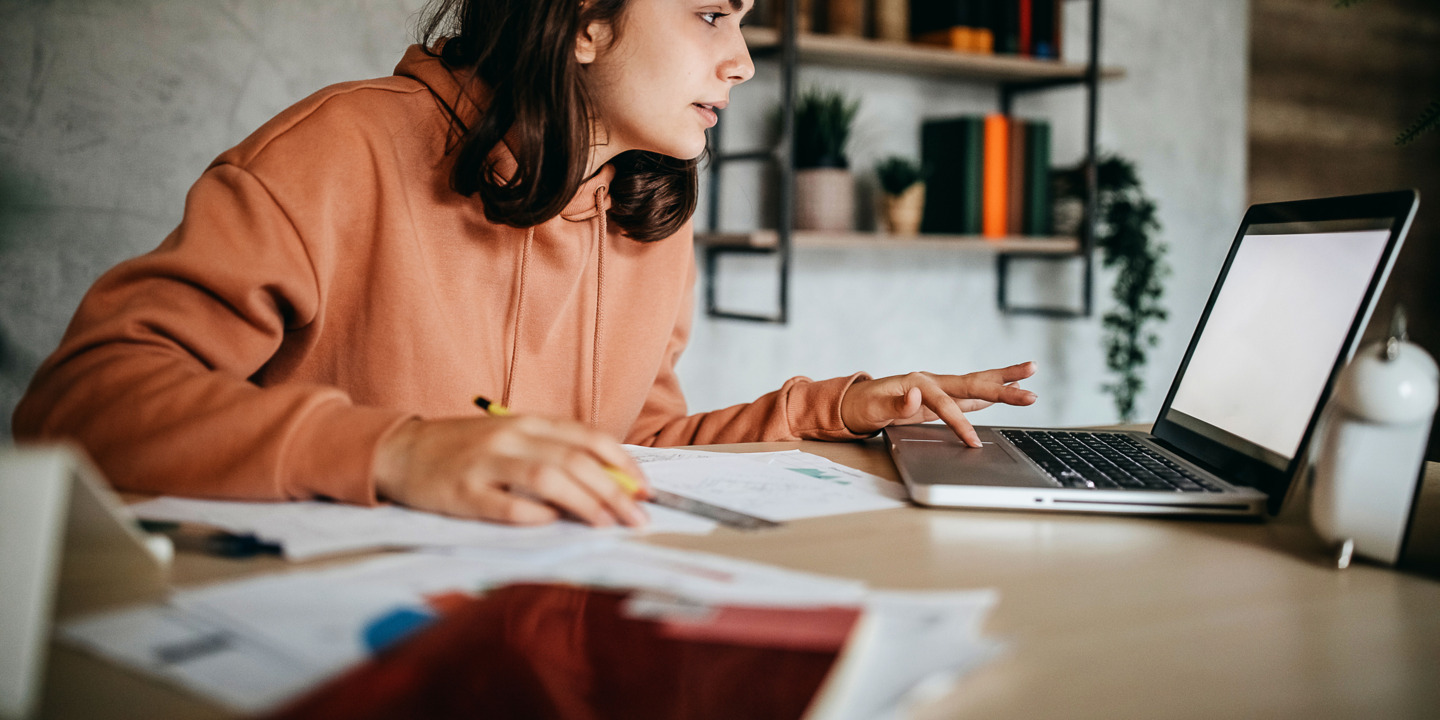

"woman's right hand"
[371,415,650,528]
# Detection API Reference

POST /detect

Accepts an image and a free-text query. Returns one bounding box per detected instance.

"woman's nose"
[720,37,754,84]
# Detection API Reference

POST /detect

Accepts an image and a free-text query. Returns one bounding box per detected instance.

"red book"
[1019,0,1033,56]
[1007,117,1028,239]
[982,114,1010,239]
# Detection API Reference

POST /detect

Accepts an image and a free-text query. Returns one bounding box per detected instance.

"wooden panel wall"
[1250,0,1440,459]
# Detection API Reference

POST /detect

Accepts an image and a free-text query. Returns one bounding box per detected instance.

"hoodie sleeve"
[11,163,411,503]
[623,259,872,447]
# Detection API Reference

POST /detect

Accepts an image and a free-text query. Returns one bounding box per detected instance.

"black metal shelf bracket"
[997,0,1102,318]
[702,0,798,324]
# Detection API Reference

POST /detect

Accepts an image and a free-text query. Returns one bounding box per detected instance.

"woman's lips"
[693,103,718,127]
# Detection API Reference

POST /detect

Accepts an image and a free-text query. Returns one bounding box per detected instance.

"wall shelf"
[740,27,1123,85]
[697,230,1081,254]
[704,0,1112,324]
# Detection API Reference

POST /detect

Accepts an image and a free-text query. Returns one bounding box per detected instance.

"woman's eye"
[701,11,729,26]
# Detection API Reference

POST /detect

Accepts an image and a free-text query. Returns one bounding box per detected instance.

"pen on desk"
[473,395,645,500]
[138,520,283,558]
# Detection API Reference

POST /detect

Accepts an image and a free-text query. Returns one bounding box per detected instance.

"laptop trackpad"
[892,426,1053,488]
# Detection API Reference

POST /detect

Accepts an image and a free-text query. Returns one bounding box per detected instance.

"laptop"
[885,190,1420,518]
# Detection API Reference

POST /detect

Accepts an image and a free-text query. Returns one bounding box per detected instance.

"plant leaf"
[1396,96,1440,146]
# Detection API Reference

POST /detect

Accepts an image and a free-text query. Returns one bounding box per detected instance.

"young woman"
[13,0,1036,529]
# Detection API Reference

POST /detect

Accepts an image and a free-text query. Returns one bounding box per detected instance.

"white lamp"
[1310,308,1439,568]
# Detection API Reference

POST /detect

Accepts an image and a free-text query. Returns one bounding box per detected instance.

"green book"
[920,116,984,235]
[1023,121,1052,235]
[961,117,983,234]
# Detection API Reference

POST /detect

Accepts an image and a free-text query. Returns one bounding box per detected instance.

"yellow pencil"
[473,396,643,499]
[472,396,511,415]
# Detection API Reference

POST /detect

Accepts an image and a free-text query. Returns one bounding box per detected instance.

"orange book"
[915,27,995,54]
[982,114,1010,239]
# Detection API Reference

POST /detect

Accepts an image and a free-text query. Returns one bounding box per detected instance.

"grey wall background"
[0,0,1249,439]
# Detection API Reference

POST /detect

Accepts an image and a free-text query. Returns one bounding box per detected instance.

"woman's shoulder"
[215,73,439,172]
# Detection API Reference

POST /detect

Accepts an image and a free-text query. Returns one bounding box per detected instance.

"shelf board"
[742,27,1123,83]
[697,230,1081,254]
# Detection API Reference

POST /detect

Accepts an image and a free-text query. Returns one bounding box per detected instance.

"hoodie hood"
[394,43,618,425]
[393,44,615,222]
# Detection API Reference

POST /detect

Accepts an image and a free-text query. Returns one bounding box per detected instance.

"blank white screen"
[1168,229,1390,459]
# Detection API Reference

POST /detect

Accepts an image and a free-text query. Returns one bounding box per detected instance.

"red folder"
[266,584,860,720]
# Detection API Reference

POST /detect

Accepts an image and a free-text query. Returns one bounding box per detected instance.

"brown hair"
[418,0,699,242]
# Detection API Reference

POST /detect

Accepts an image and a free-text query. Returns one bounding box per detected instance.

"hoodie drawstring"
[590,186,608,429]
[505,191,605,429]
[502,225,534,408]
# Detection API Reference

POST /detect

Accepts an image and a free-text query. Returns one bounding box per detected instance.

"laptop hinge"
[1146,435,1246,487]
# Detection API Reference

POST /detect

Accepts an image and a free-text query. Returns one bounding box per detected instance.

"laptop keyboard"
[998,430,1225,493]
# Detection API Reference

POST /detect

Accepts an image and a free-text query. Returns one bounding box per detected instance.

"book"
[912,1,993,53]
[1032,0,1058,59]
[995,0,1022,55]
[1019,0,1033,55]
[1023,120,1052,235]
[1007,117,1028,238]
[982,114,1009,238]
[920,116,984,235]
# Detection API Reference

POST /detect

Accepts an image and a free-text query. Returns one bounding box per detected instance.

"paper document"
[628,445,908,503]
[59,605,318,714]
[808,589,1002,720]
[642,455,905,522]
[60,541,875,713]
[130,447,903,560]
[129,496,715,561]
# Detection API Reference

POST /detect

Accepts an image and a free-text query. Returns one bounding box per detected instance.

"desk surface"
[43,440,1440,720]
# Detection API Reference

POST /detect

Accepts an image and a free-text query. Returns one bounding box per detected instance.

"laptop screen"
[1163,219,1394,470]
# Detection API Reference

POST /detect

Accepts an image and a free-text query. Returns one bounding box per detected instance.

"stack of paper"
[127,448,907,560]
[61,542,997,717]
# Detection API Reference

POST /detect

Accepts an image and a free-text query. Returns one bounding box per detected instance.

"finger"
[557,448,650,528]
[999,360,1038,381]
[512,460,619,528]
[955,398,996,413]
[914,378,982,447]
[515,418,650,496]
[937,374,1038,406]
[959,361,1038,386]
[897,386,923,418]
[456,486,561,526]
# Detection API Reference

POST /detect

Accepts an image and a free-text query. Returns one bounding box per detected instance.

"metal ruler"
[647,489,782,531]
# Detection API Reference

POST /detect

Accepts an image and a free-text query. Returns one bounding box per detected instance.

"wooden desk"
[42,440,1440,719]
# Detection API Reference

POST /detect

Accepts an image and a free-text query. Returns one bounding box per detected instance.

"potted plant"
[792,88,860,232]
[875,156,927,236]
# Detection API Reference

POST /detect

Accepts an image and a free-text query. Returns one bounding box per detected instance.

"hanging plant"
[1094,156,1167,423]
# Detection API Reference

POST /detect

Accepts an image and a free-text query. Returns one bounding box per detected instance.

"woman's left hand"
[840,361,1038,447]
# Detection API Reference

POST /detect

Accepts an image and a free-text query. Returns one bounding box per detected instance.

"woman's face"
[579,0,755,163]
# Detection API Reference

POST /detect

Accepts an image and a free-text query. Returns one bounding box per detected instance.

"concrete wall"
[0,0,1251,438]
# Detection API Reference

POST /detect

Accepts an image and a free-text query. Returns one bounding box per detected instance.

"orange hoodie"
[12,46,868,505]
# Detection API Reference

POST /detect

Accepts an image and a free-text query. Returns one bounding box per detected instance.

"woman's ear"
[574,20,612,65]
